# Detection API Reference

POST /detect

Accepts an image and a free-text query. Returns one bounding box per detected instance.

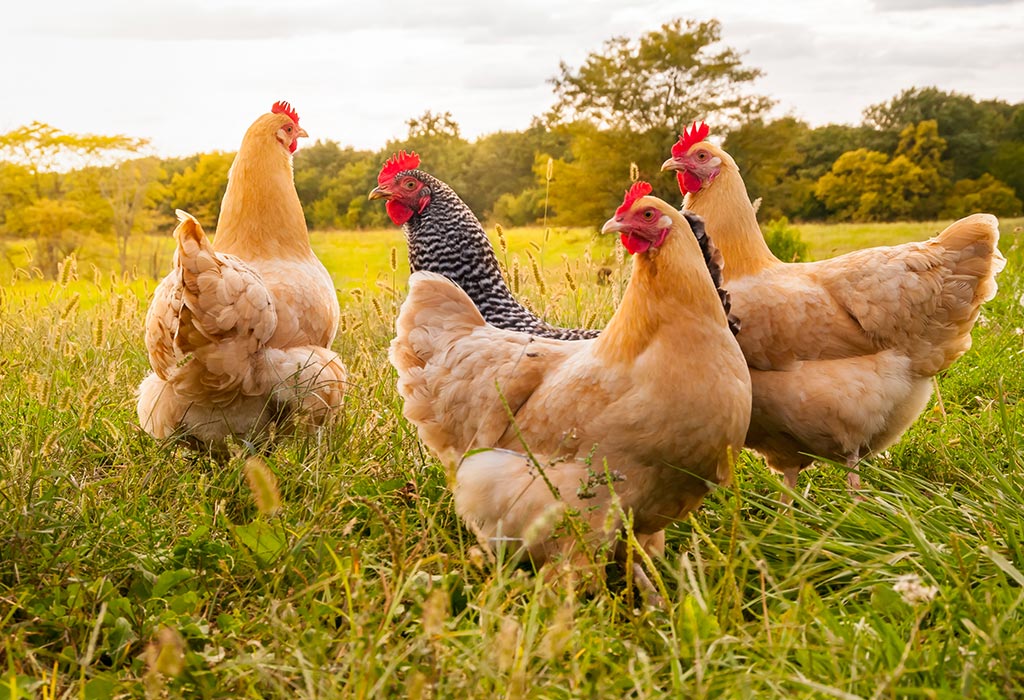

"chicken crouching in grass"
[137,102,346,449]
[663,122,1006,502]
[369,151,600,340]
[389,182,751,589]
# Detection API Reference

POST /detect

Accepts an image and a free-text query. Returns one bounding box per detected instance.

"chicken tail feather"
[920,212,1006,373]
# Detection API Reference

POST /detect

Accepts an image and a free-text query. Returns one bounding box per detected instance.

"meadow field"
[1,218,1023,698]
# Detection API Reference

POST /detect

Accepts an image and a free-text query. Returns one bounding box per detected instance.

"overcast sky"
[2,0,1021,157]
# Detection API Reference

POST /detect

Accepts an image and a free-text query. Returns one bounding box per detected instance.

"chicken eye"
[285,125,293,133]
[642,210,655,220]
[403,179,417,190]
[696,151,707,161]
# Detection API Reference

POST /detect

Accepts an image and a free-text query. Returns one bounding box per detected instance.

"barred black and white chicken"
[369,151,599,341]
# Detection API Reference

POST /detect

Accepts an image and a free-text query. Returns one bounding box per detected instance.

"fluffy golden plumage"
[664,139,1006,497]
[137,212,346,448]
[389,196,751,568]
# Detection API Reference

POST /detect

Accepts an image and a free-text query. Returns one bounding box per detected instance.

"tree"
[864,87,1017,180]
[548,18,772,135]
[169,152,234,228]
[0,122,146,197]
[17,198,86,276]
[541,123,676,227]
[941,174,1022,219]
[814,149,892,221]
[722,117,813,220]
[98,157,165,275]
[0,122,147,276]
[294,140,377,229]
[814,121,950,222]
[989,141,1024,202]
[387,110,471,197]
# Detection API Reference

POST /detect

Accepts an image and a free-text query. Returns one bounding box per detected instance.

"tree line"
[2,18,1022,278]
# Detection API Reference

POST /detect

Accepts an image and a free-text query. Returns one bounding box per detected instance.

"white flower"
[893,573,939,606]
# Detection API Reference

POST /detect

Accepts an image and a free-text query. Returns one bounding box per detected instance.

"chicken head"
[661,121,729,194]
[368,150,431,225]
[270,100,307,154]
[600,182,674,255]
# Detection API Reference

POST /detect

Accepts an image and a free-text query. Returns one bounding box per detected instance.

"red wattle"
[417,195,431,213]
[682,171,703,194]
[620,233,651,255]
[620,227,670,256]
[289,141,298,154]
[386,201,414,225]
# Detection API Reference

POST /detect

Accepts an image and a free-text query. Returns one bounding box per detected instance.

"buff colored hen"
[137,102,345,447]
[389,183,750,578]
[663,122,1005,500]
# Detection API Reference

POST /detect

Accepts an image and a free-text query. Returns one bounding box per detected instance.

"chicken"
[137,211,346,447]
[389,182,751,573]
[369,151,599,340]
[662,122,1006,500]
[137,101,345,447]
[213,101,340,349]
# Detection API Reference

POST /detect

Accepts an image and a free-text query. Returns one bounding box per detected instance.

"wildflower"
[893,573,938,605]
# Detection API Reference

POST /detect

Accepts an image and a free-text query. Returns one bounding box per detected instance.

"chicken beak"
[660,156,681,172]
[297,127,309,138]
[601,217,624,234]
[368,186,389,201]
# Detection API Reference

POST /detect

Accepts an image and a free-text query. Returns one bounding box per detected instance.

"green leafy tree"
[542,124,675,228]
[0,122,147,275]
[941,174,1022,219]
[459,128,552,221]
[815,121,950,222]
[98,157,166,275]
[17,198,86,275]
[389,110,471,193]
[169,151,234,228]
[548,18,772,134]
[989,141,1024,202]
[814,149,891,221]
[864,87,1018,180]
[294,140,378,229]
[722,117,815,220]
[892,120,949,219]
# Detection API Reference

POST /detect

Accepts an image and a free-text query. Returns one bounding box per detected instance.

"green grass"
[1,220,1023,698]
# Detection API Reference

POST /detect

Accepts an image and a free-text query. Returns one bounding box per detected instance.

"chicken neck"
[596,223,727,365]
[684,168,778,280]
[214,142,312,261]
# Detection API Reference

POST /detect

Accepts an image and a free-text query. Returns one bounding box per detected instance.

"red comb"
[378,150,421,185]
[615,181,653,217]
[671,121,709,157]
[272,101,299,125]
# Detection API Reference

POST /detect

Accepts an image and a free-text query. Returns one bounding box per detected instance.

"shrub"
[763,216,809,262]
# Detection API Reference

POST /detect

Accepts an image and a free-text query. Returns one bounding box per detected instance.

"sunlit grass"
[0,220,1022,697]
